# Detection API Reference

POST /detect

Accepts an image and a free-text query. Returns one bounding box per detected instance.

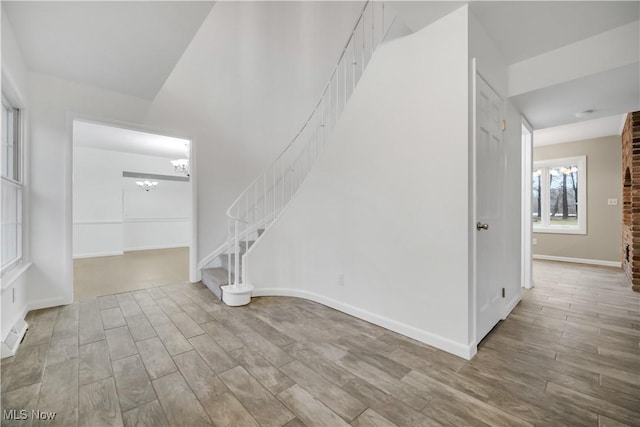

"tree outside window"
[532,156,586,234]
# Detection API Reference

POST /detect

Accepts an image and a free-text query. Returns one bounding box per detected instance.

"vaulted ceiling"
[3,1,639,145]
[2,1,215,100]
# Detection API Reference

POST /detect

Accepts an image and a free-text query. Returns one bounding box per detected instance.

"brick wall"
[621,111,640,292]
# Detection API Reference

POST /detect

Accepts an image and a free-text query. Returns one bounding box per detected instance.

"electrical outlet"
[608,198,618,206]
[532,238,537,245]
[338,274,345,286]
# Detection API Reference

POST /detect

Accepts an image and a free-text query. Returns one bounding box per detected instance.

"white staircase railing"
[221,1,390,305]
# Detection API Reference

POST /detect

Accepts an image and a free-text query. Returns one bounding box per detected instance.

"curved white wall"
[246,7,473,358]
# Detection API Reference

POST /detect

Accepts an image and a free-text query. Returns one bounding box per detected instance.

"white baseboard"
[1,296,69,357]
[1,318,28,358]
[533,254,621,268]
[1,304,29,345]
[503,294,521,319]
[74,245,188,258]
[73,251,123,259]
[26,296,70,312]
[252,288,476,360]
[124,244,188,252]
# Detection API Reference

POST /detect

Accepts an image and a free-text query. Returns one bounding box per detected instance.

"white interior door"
[475,74,506,342]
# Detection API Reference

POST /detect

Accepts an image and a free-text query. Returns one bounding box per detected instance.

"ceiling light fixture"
[136,180,158,191]
[170,159,189,176]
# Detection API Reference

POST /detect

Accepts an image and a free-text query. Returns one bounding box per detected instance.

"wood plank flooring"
[2,260,639,426]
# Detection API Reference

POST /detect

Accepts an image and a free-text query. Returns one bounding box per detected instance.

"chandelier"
[136,180,158,191]
[170,158,189,176]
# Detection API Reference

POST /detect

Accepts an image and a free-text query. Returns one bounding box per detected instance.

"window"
[532,155,586,234]
[1,97,23,272]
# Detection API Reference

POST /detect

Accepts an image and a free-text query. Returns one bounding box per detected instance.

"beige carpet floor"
[73,248,189,301]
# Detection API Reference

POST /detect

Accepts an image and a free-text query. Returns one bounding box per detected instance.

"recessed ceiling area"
[73,121,190,159]
[2,1,215,99]
[511,63,639,130]
[388,1,639,145]
[533,114,626,147]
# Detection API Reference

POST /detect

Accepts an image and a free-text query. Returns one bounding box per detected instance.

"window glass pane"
[1,97,22,270]
[532,169,542,223]
[1,101,18,181]
[2,103,8,178]
[548,165,578,227]
[1,180,20,267]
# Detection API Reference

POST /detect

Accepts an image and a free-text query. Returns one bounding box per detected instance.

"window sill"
[1,262,32,291]
[533,227,586,235]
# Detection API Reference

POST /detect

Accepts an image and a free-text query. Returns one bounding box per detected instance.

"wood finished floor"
[2,260,639,426]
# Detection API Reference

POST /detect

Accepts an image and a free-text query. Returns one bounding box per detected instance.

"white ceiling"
[2,1,215,100]
[4,1,639,146]
[392,1,639,64]
[389,2,468,33]
[470,1,640,65]
[511,63,639,130]
[392,1,639,144]
[533,114,626,147]
[73,120,190,159]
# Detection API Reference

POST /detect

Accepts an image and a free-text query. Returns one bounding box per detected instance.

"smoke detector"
[575,110,595,118]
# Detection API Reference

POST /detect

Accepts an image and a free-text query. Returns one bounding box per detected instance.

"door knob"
[476,222,489,231]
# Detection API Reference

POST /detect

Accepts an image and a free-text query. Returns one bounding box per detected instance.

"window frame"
[532,155,587,235]
[1,96,24,275]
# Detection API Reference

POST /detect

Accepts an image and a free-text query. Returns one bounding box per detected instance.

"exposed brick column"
[621,111,640,292]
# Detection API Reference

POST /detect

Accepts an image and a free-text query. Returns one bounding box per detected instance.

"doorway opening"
[521,121,533,289]
[72,119,195,300]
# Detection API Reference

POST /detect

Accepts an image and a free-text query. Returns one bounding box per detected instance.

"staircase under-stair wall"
[199,1,395,306]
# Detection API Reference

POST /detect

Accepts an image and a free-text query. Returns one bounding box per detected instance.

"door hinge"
[501,288,505,298]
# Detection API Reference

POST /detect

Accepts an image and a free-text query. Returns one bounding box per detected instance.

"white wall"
[246,7,472,358]
[1,11,31,344]
[1,11,29,104]
[73,146,190,257]
[28,72,151,307]
[122,177,190,251]
[144,1,366,265]
[468,9,508,97]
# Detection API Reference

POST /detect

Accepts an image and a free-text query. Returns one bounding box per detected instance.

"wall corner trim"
[252,288,476,360]
[533,254,621,268]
